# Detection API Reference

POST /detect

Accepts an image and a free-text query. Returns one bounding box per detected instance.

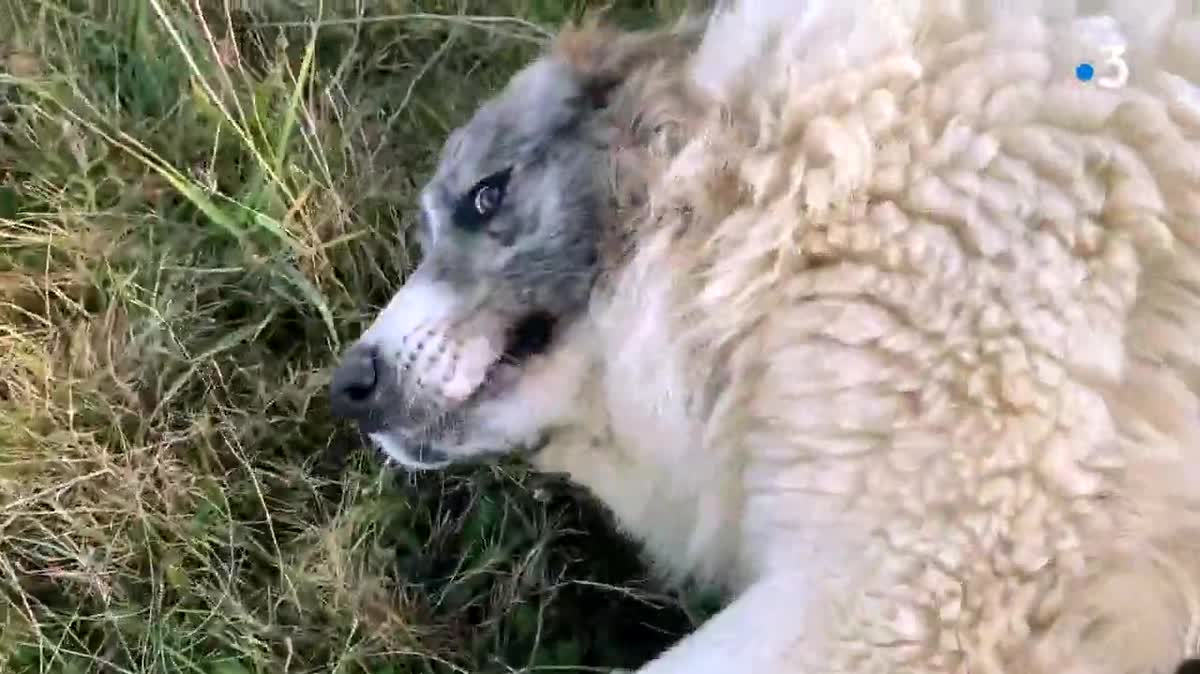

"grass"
[0,1,720,672]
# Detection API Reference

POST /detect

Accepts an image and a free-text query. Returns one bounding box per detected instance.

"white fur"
[533,0,1200,671]
[359,269,456,352]
[364,272,499,395]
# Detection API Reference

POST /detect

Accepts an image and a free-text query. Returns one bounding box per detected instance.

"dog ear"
[550,13,705,109]
[551,20,643,108]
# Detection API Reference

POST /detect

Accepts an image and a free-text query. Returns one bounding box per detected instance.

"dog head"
[329,22,689,469]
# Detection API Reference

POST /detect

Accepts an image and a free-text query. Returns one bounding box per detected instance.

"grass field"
[0,1,719,671]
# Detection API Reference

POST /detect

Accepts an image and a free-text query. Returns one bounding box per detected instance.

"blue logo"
[1075,62,1095,82]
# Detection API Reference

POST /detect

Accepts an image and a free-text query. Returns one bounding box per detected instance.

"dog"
[330,1,1200,671]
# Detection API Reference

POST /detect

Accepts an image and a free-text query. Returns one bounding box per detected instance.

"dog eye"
[474,184,501,217]
[455,167,512,230]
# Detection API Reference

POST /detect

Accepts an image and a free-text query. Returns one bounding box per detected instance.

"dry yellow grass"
[0,1,715,671]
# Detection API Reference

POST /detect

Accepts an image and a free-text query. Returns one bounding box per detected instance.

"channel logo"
[1075,45,1129,88]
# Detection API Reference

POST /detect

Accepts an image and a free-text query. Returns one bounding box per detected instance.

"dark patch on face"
[502,311,557,362]
[419,57,612,325]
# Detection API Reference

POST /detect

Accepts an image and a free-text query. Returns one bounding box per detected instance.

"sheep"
[329,0,1200,671]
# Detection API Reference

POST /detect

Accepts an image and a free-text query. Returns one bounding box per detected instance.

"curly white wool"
[533,1,1200,672]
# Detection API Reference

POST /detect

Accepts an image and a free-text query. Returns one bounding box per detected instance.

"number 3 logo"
[1097,44,1129,88]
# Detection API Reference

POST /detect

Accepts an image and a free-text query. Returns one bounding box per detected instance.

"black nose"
[330,344,381,420]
